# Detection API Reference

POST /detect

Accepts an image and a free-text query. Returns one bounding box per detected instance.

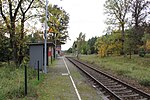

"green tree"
[45,5,69,44]
[41,4,69,59]
[124,29,137,58]
[130,0,150,53]
[107,30,122,55]
[104,0,131,55]
[77,32,85,56]
[18,0,44,64]
[72,41,77,56]
[67,47,72,53]
[0,0,43,65]
[95,30,122,57]
[0,0,23,64]
[81,41,90,55]
[27,31,43,43]
[0,36,12,62]
[142,33,150,53]
[0,21,12,62]
[95,35,110,57]
[72,32,86,58]
[88,37,98,54]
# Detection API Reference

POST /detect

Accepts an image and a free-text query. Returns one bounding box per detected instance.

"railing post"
[38,60,39,81]
[25,65,27,96]
[51,55,52,64]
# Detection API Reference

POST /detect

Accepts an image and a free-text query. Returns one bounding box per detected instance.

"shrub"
[139,78,150,86]
[116,70,131,76]
[0,64,39,99]
[139,48,146,57]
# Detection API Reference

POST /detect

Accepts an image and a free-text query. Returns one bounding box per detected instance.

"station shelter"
[28,42,55,70]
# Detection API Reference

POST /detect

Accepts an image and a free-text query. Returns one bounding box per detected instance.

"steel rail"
[67,57,150,100]
[67,57,122,100]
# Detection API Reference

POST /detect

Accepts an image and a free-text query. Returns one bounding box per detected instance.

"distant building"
[56,45,61,56]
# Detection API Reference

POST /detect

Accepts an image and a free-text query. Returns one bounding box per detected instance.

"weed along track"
[66,57,150,100]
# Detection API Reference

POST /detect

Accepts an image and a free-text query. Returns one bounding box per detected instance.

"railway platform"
[37,56,102,100]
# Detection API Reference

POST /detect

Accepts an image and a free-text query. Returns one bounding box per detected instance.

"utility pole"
[44,0,48,73]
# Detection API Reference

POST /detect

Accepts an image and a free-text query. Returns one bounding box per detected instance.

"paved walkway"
[37,56,102,100]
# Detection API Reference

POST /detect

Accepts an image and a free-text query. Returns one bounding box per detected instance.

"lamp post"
[44,0,48,73]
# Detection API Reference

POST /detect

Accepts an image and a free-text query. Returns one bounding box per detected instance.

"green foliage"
[124,28,137,58]
[103,0,150,56]
[95,30,122,57]
[0,21,12,62]
[0,63,45,99]
[45,4,69,44]
[139,48,146,57]
[0,0,45,65]
[76,32,86,53]
[0,36,12,62]
[72,32,87,57]
[95,35,109,57]
[116,70,131,76]
[67,47,73,53]
[104,0,131,55]
[88,37,98,54]
[142,33,150,53]
[27,31,43,43]
[139,78,150,86]
[81,55,150,87]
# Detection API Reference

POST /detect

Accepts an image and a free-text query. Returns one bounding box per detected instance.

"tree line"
[67,32,98,58]
[68,0,150,58]
[0,0,69,65]
[100,0,150,58]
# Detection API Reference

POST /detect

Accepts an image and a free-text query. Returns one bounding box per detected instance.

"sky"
[48,0,107,50]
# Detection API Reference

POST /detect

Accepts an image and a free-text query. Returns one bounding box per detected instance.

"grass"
[0,60,60,100]
[0,57,97,100]
[38,74,77,100]
[37,58,102,100]
[80,54,150,86]
[0,62,45,100]
[37,62,78,100]
[70,65,102,100]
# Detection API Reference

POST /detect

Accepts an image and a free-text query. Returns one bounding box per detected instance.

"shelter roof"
[28,42,55,47]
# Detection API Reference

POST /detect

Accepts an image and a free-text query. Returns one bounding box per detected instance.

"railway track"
[66,57,150,100]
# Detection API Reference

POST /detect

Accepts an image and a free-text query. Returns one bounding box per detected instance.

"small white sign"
[62,73,69,76]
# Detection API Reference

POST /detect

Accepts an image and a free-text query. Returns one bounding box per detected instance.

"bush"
[139,48,146,57]
[139,78,150,86]
[116,70,131,76]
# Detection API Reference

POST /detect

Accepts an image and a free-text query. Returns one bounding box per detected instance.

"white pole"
[44,0,48,73]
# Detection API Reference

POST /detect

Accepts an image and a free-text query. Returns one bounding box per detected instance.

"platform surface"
[37,56,102,100]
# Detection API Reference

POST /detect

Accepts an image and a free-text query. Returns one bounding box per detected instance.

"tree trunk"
[10,18,18,65]
[18,14,25,65]
[0,0,23,66]
[18,0,35,65]
[121,23,125,55]
[129,48,132,59]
